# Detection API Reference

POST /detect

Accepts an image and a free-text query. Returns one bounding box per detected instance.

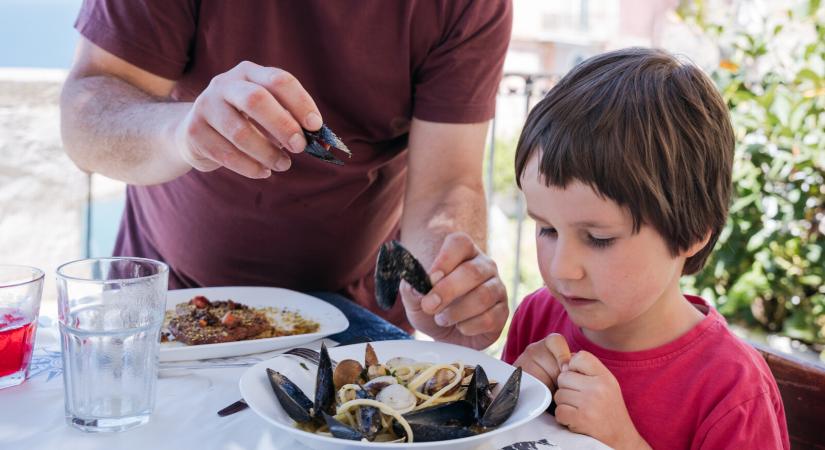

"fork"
[216,346,340,417]
[284,347,339,369]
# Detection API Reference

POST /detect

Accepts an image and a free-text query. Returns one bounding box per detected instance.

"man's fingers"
[422,254,496,314]
[398,280,424,314]
[222,80,306,155]
[432,277,505,327]
[543,333,572,370]
[238,63,322,135]
[453,300,507,337]
[192,122,272,178]
[204,97,292,172]
[427,233,479,278]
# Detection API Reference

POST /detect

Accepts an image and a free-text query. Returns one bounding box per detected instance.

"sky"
[0,0,83,68]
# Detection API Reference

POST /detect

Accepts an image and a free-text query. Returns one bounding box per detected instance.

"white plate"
[160,287,349,362]
[239,340,552,450]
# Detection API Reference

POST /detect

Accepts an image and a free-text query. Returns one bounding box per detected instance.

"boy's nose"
[548,239,585,281]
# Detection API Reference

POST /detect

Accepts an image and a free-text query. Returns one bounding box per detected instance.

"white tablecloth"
[0,318,610,450]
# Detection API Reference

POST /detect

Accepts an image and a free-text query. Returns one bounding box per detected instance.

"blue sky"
[0,0,83,68]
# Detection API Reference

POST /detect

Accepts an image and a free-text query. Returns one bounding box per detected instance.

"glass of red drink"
[0,265,45,389]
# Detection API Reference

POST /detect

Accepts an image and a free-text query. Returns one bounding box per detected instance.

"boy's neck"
[581,287,707,352]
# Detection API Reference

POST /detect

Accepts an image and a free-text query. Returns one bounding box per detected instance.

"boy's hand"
[512,333,572,392]
[554,351,651,450]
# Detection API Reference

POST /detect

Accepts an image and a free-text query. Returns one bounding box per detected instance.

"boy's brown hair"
[515,47,734,274]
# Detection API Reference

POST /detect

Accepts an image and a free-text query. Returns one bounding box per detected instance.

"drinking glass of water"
[56,257,168,433]
[0,265,45,389]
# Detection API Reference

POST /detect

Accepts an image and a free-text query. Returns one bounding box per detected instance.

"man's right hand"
[175,61,323,178]
[513,333,572,392]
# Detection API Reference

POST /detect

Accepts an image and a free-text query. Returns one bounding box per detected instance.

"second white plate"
[160,286,349,362]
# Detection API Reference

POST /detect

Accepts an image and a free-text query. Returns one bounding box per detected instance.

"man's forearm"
[60,74,192,185]
[400,182,488,269]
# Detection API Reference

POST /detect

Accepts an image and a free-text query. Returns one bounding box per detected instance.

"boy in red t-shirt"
[502,48,789,449]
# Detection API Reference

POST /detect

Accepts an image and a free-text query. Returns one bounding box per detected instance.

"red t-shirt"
[502,289,790,450]
[74,1,512,329]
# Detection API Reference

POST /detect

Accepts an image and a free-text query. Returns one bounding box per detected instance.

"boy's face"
[520,155,688,334]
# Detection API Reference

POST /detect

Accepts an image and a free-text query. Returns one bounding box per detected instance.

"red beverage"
[0,312,36,378]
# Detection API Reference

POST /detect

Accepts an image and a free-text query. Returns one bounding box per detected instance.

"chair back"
[752,342,825,450]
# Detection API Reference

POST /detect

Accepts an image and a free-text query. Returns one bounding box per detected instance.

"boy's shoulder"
[667,299,785,435]
[672,297,776,391]
[676,305,788,447]
[687,298,773,377]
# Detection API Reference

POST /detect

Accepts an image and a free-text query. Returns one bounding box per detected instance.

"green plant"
[678,1,825,345]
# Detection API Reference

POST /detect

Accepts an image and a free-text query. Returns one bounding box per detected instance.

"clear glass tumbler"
[56,257,168,433]
[0,265,45,389]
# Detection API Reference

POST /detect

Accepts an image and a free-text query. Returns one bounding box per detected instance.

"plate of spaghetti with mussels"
[239,340,552,450]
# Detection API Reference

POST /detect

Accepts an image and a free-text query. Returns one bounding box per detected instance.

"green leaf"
[795,68,822,85]
[770,92,792,126]
[808,0,822,16]
[800,275,823,287]
[729,193,757,214]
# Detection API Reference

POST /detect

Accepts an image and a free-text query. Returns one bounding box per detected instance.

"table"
[0,293,609,450]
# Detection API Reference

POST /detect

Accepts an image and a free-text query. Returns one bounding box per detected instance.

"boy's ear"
[684,231,713,258]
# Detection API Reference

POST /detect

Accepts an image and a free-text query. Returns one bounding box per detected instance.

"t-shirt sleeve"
[695,392,790,450]
[74,0,197,80]
[412,0,512,123]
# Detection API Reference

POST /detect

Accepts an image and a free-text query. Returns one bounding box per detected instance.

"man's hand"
[175,61,323,178]
[513,333,572,392]
[554,351,651,450]
[399,232,507,350]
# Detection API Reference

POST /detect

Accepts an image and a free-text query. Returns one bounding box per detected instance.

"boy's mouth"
[558,293,599,307]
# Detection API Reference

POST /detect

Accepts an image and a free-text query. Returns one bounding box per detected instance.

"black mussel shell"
[375,240,433,311]
[267,368,314,424]
[323,412,364,440]
[314,343,336,418]
[391,401,477,442]
[479,367,522,428]
[303,124,350,165]
[355,389,381,438]
[466,365,493,421]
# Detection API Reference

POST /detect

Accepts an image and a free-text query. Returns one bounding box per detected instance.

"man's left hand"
[399,232,508,350]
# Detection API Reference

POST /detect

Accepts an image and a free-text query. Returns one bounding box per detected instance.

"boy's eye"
[587,234,615,248]
[538,227,557,237]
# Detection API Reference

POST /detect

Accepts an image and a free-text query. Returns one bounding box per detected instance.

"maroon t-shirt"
[75,0,512,329]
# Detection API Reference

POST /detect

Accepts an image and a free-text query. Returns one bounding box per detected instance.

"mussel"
[303,124,351,165]
[375,240,433,310]
[267,342,335,425]
[390,366,523,442]
[269,343,384,440]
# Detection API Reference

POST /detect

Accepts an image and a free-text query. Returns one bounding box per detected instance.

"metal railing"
[486,73,558,308]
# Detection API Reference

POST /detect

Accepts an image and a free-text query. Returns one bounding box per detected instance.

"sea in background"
[0,0,82,68]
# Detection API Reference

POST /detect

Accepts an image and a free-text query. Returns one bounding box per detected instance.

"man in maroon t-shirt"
[60,1,512,349]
